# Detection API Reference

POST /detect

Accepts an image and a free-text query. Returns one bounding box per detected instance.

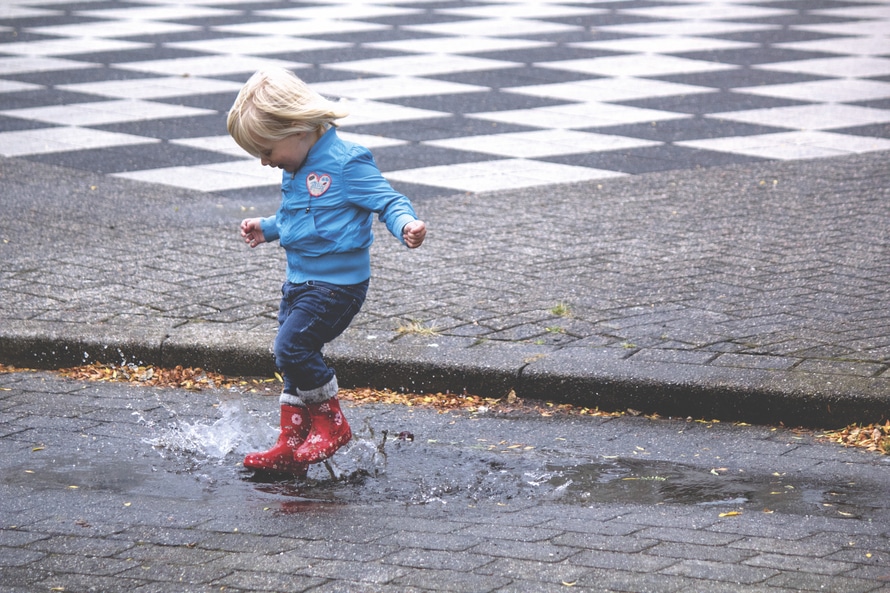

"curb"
[3,320,887,429]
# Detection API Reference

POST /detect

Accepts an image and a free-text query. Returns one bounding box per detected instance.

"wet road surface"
[3,371,890,592]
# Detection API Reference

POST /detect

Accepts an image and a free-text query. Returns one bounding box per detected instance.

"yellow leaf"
[562,581,577,587]
[719,511,741,517]
[32,446,45,452]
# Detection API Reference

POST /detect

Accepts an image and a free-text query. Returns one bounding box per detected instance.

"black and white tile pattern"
[1,0,889,198]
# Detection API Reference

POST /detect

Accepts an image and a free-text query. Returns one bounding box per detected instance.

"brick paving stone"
[215,570,328,593]
[384,548,495,572]
[573,549,681,572]
[471,539,580,563]
[632,527,743,547]
[743,552,858,576]
[392,567,512,593]
[473,556,589,584]
[660,558,780,585]
[646,541,757,564]
[764,572,883,593]
[574,568,692,593]
[550,532,659,554]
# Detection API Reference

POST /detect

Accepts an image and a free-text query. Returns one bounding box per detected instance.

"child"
[227,67,427,477]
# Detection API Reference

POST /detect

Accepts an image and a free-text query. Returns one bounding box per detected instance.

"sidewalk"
[1,150,888,428]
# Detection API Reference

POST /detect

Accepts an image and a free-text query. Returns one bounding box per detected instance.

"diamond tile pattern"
[0,0,887,198]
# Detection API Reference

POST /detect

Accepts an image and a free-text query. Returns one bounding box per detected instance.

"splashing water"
[147,397,277,461]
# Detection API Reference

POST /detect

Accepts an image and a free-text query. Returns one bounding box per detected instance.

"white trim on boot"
[294,375,339,406]
[279,391,306,407]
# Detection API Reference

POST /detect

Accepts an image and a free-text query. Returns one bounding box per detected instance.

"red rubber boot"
[243,405,310,477]
[292,397,352,464]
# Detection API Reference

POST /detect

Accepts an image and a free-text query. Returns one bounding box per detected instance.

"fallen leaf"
[719,511,742,517]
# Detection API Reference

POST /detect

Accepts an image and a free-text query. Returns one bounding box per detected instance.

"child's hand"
[403,220,426,249]
[241,218,266,248]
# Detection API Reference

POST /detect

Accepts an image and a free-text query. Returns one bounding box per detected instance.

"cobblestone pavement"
[2,149,888,427]
[0,0,888,428]
[2,371,890,593]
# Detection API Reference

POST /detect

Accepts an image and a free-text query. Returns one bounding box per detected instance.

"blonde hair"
[227,67,349,157]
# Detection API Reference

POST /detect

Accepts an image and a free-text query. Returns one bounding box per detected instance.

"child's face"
[254,131,316,174]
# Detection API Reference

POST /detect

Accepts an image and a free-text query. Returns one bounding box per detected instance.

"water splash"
[146,397,276,461]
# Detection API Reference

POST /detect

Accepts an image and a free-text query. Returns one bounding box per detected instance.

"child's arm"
[241,217,267,248]
[402,220,426,249]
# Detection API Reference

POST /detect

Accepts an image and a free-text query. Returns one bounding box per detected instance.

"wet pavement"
[2,370,890,592]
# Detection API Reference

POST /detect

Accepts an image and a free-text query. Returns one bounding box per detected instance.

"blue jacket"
[260,128,418,285]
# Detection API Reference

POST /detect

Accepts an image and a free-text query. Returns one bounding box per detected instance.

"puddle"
[8,397,882,520]
[4,457,154,494]
[526,459,873,518]
[143,401,888,519]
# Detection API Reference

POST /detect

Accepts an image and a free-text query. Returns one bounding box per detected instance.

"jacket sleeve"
[259,215,280,243]
[343,150,417,244]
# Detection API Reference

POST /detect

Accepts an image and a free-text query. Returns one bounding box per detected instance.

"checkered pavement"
[1,0,889,199]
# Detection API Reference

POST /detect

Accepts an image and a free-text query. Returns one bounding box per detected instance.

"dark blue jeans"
[274,280,368,399]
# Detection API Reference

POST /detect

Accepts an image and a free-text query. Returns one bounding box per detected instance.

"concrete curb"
[4,320,887,428]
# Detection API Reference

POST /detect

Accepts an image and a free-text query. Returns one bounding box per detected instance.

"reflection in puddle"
[527,459,846,515]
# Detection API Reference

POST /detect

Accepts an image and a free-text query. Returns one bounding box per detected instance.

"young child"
[227,67,426,477]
